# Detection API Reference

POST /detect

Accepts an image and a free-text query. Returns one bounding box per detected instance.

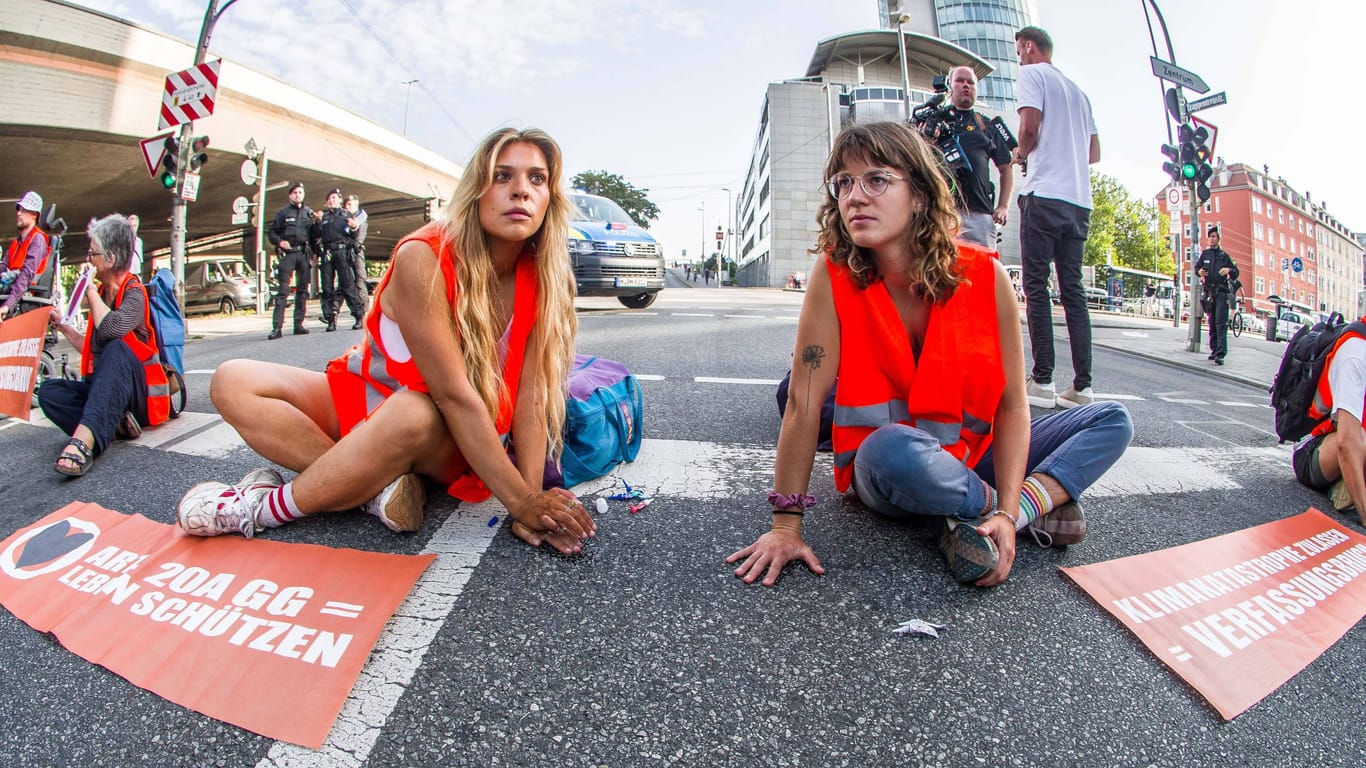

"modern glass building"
[879,0,1037,112]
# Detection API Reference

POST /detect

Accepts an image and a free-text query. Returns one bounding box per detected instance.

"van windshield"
[570,194,635,226]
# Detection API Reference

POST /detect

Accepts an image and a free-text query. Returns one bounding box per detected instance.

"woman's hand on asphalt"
[726,524,825,587]
[508,488,595,555]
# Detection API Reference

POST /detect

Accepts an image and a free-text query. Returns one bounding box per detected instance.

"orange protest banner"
[0,306,50,419]
[1064,508,1366,719]
[0,502,433,748]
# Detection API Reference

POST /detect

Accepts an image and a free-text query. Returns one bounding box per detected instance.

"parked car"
[183,258,257,315]
[1084,287,1117,311]
[1275,310,1308,342]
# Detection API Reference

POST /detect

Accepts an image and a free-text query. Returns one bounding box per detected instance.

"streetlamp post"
[402,79,419,136]
[697,202,705,284]
[895,12,913,120]
[721,187,732,288]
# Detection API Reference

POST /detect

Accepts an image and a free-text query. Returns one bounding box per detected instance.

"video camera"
[910,75,968,173]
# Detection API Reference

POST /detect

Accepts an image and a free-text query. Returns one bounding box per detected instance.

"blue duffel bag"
[548,354,643,488]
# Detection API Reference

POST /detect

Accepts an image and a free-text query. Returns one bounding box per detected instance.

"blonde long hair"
[813,121,963,301]
[439,127,577,453]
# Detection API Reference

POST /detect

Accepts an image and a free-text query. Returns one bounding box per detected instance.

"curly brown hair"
[812,121,963,302]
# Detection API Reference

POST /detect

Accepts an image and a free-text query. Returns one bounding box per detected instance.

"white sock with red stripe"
[257,483,304,528]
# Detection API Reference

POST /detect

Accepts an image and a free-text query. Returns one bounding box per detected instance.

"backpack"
[545,354,643,488]
[147,268,186,376]
[1270,312,1366,443]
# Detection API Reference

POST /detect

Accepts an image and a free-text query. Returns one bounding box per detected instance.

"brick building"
[1161,162,1362,322]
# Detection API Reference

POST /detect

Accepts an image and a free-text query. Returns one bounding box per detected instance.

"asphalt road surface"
[0,287,1359,767]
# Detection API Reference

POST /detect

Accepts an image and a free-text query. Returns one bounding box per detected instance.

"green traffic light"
[160,172,176,189]
[1181,163,1197,180]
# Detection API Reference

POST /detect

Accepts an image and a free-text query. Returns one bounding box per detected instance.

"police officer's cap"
[288,182,305,194]
[327,188,343,198]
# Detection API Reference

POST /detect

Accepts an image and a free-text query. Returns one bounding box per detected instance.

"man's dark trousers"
[1207,289,1230,360]
[272,250,310,331]
[1019,193,1093,391]
[320,247,363,325]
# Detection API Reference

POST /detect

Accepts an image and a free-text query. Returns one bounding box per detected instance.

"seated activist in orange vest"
[727,121,1133,588]
[0,190,50,322]
[175,127,595,553]
[1291,323,1366,527]
[40,214,171,477]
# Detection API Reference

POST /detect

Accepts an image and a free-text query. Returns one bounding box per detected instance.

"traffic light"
[189,136,210,172]
[158,135,179,190]
[1191,125,1213,203]
[1177,123,1198,181]
[1160,142,1182,183]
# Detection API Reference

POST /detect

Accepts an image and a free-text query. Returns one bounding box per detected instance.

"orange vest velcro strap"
[1309,326,1366,438]
[827,243,1004,493]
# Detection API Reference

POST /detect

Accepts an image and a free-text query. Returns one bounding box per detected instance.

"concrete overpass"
[0,0,462,275]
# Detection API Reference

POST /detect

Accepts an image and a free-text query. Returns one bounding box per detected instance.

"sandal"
[115,411,142,441]
[55,437,94,477]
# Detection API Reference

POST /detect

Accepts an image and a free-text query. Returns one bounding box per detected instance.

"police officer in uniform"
[1195,225,1239,365]
[312,188,363,331]
[266,182,314,339]
[344,193,370,307]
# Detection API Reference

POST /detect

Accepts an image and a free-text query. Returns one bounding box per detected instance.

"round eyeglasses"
[826,170,905,199]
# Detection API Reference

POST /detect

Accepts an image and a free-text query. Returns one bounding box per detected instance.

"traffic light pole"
[1186,181,1202,352]
[169,0,236,304]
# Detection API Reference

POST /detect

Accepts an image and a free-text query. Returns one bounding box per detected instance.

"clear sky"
[78,0,1364,257]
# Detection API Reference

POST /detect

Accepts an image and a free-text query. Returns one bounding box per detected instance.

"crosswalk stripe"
[695,376,783,385]
[1158,397,1210,405]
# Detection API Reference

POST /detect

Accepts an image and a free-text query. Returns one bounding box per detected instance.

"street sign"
[1187,91,1227,114]
[240,159,258,186]
[231,212,249,226]
[159,59,221,130]
[1190,115,1218,157]
[138,133,173,180]
[1165,185,1183,211]
[231,196,249,215]
[180,171,201,202]
[1168,216,1181,235]
[1282,258,1290,271]
[1293,257,1304,273]
[1149,57,1209,94]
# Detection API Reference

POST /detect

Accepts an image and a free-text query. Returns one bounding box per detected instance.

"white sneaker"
[178,482,260,538]
[1057,387,1095,409]
[363,474,425,532]
[1026,377,1056,408]
[237,468,284,510]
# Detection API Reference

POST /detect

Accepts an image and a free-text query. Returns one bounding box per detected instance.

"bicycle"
[1230,287,1247,338]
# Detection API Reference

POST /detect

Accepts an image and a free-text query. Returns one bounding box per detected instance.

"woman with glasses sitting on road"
[728,121,1133,588]
[175,127,595,553]
[41,214,171,477]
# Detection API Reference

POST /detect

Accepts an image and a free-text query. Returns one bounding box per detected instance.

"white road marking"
[1121,331,1150,338]
[185,369,216,375]
[1216,401,1267,408]
[671,313,714,317]
[634,374,666,381]
[1157,396,1210,405]
[1094,393,1144,401]
[723,314,765,319]
[695,376,783,385]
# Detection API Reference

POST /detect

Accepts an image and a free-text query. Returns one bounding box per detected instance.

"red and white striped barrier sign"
[158,59,220,130]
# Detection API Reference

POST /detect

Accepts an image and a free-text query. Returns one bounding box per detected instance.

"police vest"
[6,228,49,275]
[326,223,540,502]
[829,242,1004,493]
[1309,324,1366,438]
[81,274,171,426]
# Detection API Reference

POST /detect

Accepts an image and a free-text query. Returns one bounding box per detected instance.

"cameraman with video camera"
[911,69,1015,249]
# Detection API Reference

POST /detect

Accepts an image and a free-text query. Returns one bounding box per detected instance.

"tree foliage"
[1085,171,1175,276]
[571,171,660,229]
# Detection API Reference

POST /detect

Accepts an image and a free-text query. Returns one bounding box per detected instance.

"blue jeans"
[38,339,147,456]
[851,401,1133,522]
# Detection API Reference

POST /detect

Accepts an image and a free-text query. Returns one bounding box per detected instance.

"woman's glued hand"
[726,523,825,587]
[509,488,596,555]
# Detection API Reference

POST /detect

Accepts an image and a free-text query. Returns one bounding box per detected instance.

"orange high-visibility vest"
[326,223,541,502]
[828,242,1004,493]
[6,228,49,275]
[1309,320,1366,438]
[81,273,171,426]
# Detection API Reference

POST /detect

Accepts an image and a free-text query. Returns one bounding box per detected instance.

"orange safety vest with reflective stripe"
[80,273,171,426]
[6,228,49,275]
[325,223,541,502]
[1308,320,1366,438]
[828,242,1003,493]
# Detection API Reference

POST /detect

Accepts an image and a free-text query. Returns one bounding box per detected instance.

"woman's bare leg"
[210,359,339,472]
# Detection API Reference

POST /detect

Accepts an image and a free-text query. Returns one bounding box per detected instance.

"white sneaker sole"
[1056,397,1092,410]
[1027,393,1057,408]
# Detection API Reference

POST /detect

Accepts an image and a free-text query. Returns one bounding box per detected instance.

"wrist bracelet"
[768,491,816,511]
[983,508,1017,526]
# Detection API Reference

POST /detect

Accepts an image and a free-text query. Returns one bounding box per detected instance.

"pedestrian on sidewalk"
[176,127,595,554]
[1196,225,1238,365]
[727,121,1132,589]
[1013,26,1101,410]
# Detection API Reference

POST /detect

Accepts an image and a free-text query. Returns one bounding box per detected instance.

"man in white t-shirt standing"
[1013,26,1100,410]
[1293,329,1366,526]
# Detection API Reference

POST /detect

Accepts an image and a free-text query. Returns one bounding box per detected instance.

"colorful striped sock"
[258,482,304,528]
[1016,475,1055,530]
